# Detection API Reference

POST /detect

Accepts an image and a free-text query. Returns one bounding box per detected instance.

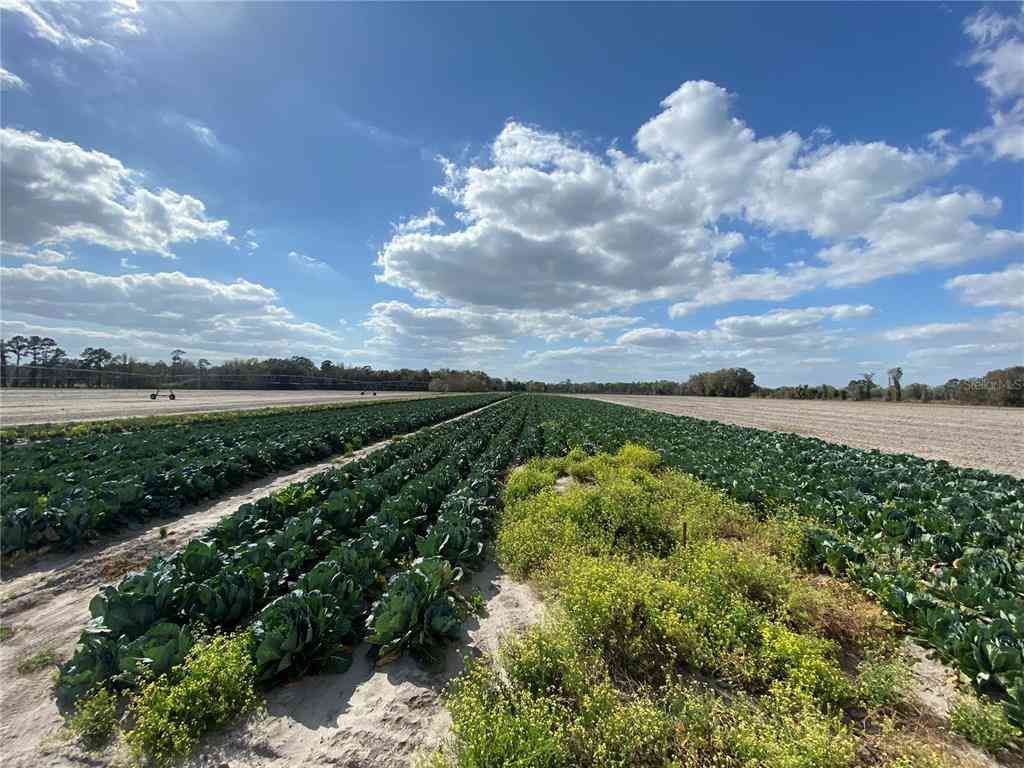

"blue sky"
[1,1,1021,386]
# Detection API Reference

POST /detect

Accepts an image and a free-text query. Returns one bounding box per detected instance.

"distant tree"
[197,358,211,388]
[171,349,186,367]
[81,347,114,369]
[861,372,876,400]
[887,367,903,401]
[0,339,8,387]
[7,335,28,386]
[683,368,756,397]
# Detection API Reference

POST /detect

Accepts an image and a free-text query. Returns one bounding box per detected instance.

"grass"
[0,391,444,442]
[16,648,61,674]
[0,624,16,642]
[428,445,995,768]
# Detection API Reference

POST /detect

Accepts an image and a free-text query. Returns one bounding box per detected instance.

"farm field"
[1,394,1021,767]
[0,387,441,426]
[572,394,1024,478]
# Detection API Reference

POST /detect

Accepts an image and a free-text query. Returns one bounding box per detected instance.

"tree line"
[529,368,758,397]
[757,366,1024,407]
[0,336,506,392]
[1,335,1019,405]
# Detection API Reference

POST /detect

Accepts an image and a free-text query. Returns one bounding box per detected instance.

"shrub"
[753,624,852,706]
[784,576,894,655]
[670,539,794,612]
[571,686,674,768]
[948,693,1020,753]
[67,686,119,749]
[613,442,662,473]
[666,682,858,768]
[443,659,574,768]
[500,623,601,705]
[503,462,558,504]
[497,489,587,578]
[127,631,260,766]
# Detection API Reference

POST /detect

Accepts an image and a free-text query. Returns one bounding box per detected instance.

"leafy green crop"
[56,396,536,711]
[3,394,505,558]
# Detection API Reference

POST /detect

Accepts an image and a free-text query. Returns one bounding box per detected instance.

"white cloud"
[963,5,1024,160]
[0,67,28,91]
[0,0,145,50]
[335,109,416,147]
[162,113,233,157]
[881,322,975,342]
[906,341,1021,361]
[520,302,870,379]
[288,251,334,273]
[392,209,445,235]
[714,304,874,339]
[361,301,641,364]
[4,247,70,265]
[888,313,1023,371]
[0,264,349,361]
[244,229,260,252]
[945,263,1024,308]
[0,128,232,257]
[186,121,222,151]
[378,81,1019,316]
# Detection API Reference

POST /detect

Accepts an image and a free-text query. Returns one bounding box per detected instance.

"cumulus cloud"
[885,313,1023,372]
[0,128,232,257]
[962,5,1024,160]
[713,304,874,339]
[392,209,445,235]
[362,301,641,363]
[5,248,70,265]
[945,263,1024,308]
[378,81,1019,316]
[0,67,28,91]
[0,264,348,361]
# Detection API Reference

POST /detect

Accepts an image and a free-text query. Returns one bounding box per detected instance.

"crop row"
[56,395,542,709]
[533,395,1024,725]
[2,393,506,558]
[53,393,1023,727]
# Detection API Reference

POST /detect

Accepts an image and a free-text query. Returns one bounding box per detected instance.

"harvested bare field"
[570,394,1024,478]
[0,388,440,426]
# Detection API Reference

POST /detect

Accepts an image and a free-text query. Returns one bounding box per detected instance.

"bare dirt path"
[0,388,440,426]
[0,400,504,768]
[571,394,1024,478]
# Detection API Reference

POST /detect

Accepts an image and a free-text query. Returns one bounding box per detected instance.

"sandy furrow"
[572,394,1024,478]
[178,564,542,768]
[0,400,505,768]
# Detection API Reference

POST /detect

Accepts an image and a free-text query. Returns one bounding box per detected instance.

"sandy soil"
[905,641,1001,768]
[180,563,542,768]
[571,394,1024,478]
[0,388,440,426]
[0,400,508,768]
